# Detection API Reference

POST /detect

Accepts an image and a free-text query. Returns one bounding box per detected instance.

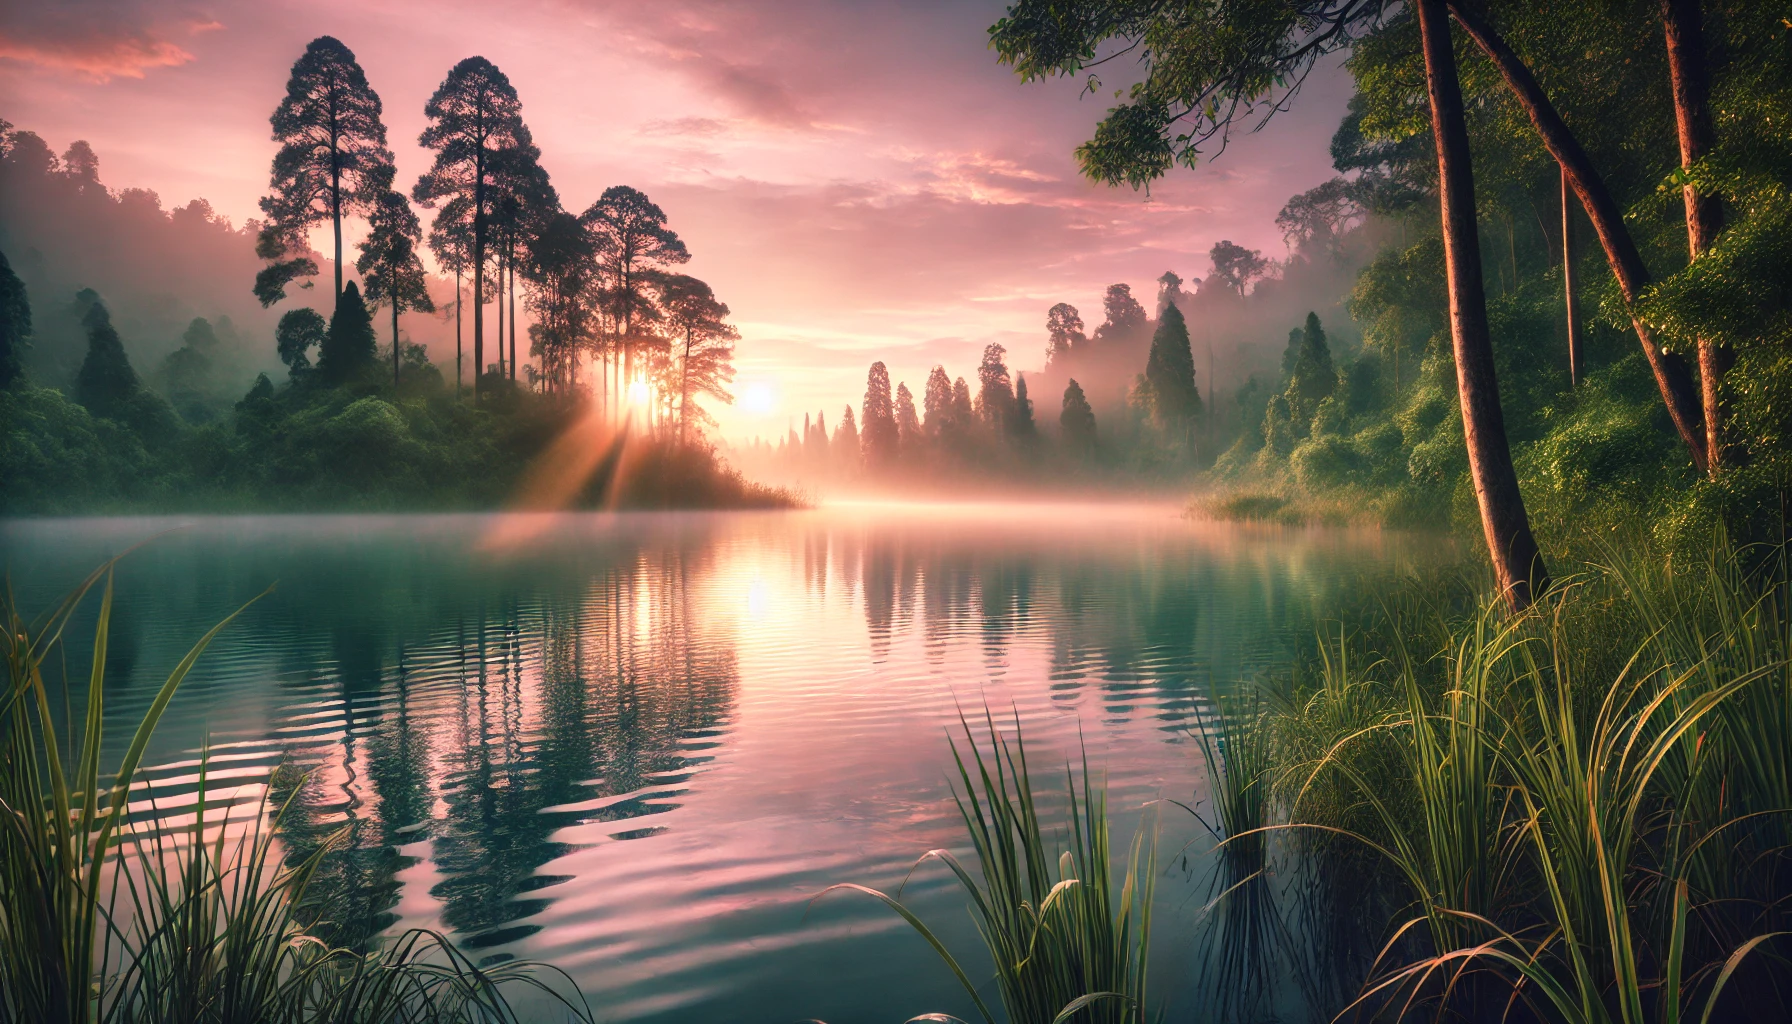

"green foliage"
[318,281,377,385]
[276,307,326,376]
[1285,312,1336,426]
[0,248,28,388]
[1142,303,1200,431]
[73,299,139,419]
[1060,378,1096,448]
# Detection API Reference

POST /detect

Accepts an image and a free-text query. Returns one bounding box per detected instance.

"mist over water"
[2,505,1447,1022]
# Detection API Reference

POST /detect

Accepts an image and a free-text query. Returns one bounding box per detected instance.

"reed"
[0,563,593,1024]
[821,711,1155,1024]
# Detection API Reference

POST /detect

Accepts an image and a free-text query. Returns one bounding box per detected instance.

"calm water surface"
[1,505,1445,1022]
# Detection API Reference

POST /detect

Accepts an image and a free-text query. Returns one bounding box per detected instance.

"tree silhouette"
[894,382,920,448]
[0,249,28,388]
[861,361,899,464]
[834,405,860,471]
[658,273,738,442]
[521,210,596,393]
[276,308,327,377]
[357,190,435,388]
[1208,240,1271,296]
[1091,284,1146,347]
[488,144,556,383]
[1144,301,1201,432]
[319,281,377,384]
[923,365,953,438]
[976,343,1014,431]
[414,57,529,399]
[1060,378,1096,448]
[950,377,974,433]
[75,298,139,419]
[257,36,394,307]
[581,186,689,413]
[1045,302,1085,365]
[1012,372,1037,439]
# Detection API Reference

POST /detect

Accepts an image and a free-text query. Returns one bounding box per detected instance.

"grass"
[0,561,593,1024]
[1256,538,1792,1021]
[819,710,1155,1024]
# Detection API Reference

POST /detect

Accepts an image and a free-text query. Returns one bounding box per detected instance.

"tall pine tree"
[1143,301,1201,431]
[861,361,899,464]
[257,36,393,307]
[356,189,435,388]
[414,57,529,399]
[1060,378,1096,449]
[318,281,376,384]
[75,298,139,419]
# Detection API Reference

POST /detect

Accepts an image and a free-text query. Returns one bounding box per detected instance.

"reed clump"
[1256,538,1792,1022]
[821,712,1155,1024]
[0,562,593,1024]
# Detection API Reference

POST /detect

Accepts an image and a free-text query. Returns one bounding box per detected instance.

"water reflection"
[1,506,1447,1022]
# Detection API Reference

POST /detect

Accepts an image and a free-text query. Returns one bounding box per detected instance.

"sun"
[628,379,651,405]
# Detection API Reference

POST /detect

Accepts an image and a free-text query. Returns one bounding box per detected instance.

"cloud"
[0,6,220,82]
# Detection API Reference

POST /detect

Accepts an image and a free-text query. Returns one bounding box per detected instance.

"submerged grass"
[821,711,1155,1024]
[0,562,593,1024]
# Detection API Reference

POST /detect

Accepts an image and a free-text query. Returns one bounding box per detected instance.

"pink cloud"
[0,7,221,82]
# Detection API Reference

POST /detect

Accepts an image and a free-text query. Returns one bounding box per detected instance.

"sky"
[1,0,1353,440]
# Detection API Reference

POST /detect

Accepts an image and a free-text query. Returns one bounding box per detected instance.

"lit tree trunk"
[1420,0,1549,610]
[1446,0,1707,475]
[1562,167,1582,386]
[1663,0,1729,476]
[680,327,693,447]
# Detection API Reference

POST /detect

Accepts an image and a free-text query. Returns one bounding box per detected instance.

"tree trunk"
[455,267,463,395]
[1562,167,1582,386]
[509,254,518,382]
[1446,0,1707,475]
[1420,0,1549,611]
[495,253,505,380]
[393,298,400,390]
[1663,0,1730,476]
[473,159,485,401]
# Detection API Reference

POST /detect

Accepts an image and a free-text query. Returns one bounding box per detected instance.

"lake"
[0,505,1445,1022]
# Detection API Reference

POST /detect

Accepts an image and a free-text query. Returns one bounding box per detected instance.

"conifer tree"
[318,281,376,384]
[1060,378,1096,448]
[276,307,327,376]
[658,273,738,442]
[861,361,899,464]
[950,377,974,433]
[923,366,954,437]
[835,406,861,470]
[356,189,435,388]
[1091,284,1147,347]
[1012,373,1037,439]
[257,36,394,307]
[0,248,29,388]
[581,185,690,411]
[75,298,140,419]
[1285,311,1336,427]
[894,382,921,447]
[1144,302,1200,431]
[414,57,529,399]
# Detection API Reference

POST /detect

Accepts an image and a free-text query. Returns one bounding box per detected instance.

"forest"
[0,39,784,513]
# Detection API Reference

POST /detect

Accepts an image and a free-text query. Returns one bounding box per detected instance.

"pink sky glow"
[1,0,1353,440]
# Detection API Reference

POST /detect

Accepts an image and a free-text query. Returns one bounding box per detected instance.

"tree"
[318,281,376,384]
[1144,302,1201,432]
[75,298,139,419]
[0,248,28,388]
[895,382,921,447]
[1091,284,1146,347]
[488,144,556,383]
[414,57,529,399]
[951,377,974,433]
[861,361,899,464]
[1208,240,1271,296]
[658,273,738,443]
[923,365,954,438]
[1060,379,1096,448]
[976,343,1014,430]
[522,210,597,393]
[1285,312,1337,427]
[1417,0,1546,606]
[159,317,221,421]
[356,190,435,388]
[581,185,690,413]
[834,405,861,471]
[1012,373,1037,439]
[1045,302,1085,365]
[276,308,327,377]
[1276,178,1367,258]
[257,36,394,307]
[1441,1,1708,472]
[990,0,1546,608]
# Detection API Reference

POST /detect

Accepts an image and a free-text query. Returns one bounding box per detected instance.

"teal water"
[1,505,1444,1022]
